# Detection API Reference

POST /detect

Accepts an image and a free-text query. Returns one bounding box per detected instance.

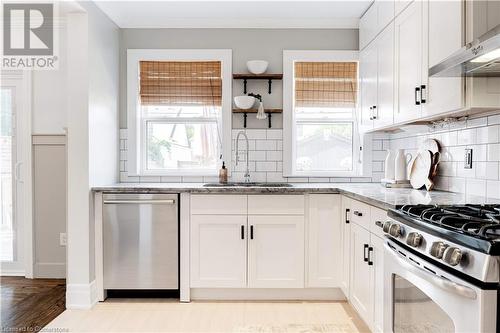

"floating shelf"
[233,74,283,94]
[232,109,282,128]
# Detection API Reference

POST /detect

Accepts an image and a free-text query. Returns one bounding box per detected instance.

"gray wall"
[119,28,358,129]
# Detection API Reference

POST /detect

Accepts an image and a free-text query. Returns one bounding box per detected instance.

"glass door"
[1,76,25,275]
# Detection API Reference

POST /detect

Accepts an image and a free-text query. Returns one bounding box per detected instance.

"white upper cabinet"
[394,0,413,17]
[360,0,395,50]
[359,3,378,50]
[360,42,378,132]
[394,0,424,123]
[374,23,395,128]
[424,0,464,117]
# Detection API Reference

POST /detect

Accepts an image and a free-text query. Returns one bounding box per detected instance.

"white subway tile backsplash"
[466,178,487,197]
[457,128,477,146]
[266,151,282,161]
[467,117,487,128]
[255,140,276,150]
[476,125,499,144]
[245,129,267,140]
[488,143,500,161]
[255,161,276,172]
[487,180,500,199]
[266,129,283,140]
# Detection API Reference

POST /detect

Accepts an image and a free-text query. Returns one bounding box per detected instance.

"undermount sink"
[203,182,292,187]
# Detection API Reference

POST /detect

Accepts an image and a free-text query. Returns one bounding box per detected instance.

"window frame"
[127,49,232,176]
[283,50,365,178]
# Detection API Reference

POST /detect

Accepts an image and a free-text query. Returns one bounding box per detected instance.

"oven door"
[383,239,497,333]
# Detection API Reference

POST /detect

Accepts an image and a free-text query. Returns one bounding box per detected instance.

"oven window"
[394,275,454,333]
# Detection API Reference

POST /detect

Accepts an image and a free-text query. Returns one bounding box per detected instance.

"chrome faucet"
[235,130,250,183]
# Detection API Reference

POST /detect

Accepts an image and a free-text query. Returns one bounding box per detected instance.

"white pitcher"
[384,149,396,180]
[394,149,412,181]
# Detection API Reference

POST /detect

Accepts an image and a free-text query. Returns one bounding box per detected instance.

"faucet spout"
[235,130,251,183]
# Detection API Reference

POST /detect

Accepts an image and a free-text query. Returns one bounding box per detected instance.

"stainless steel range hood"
[429,24,500,77]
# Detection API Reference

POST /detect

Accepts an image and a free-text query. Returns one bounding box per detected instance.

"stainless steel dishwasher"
[103,193,178,290]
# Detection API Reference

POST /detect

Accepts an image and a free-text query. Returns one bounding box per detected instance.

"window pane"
[296,123,353,172]
[142,105,220,119]
[146,122,219,171]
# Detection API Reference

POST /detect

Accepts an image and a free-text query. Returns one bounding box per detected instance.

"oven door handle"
[385,244,477,300]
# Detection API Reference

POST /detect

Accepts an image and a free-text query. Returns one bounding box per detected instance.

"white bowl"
[234,96,256,109]
[246,60,268,74]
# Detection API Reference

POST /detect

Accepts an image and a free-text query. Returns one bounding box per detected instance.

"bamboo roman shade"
[294,62,358,108]
[139,61,222,106]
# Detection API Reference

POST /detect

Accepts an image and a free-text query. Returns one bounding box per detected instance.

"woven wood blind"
[294,62,357,108]
[140,61,222,106]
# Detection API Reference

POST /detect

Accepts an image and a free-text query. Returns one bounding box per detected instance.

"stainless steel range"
[382,204,500,333]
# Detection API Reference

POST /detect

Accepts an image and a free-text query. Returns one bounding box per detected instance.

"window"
[127,50,232,176]
[283,51,362,177]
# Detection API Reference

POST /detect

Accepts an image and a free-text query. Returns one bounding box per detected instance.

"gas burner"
[398,204,500,241]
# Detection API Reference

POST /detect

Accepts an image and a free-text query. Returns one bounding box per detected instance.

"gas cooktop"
[388,204,500,255]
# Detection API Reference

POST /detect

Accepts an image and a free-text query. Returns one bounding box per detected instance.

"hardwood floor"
[1,277,66,332]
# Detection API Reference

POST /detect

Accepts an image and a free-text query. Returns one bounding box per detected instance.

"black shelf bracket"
[243,112,248,128]
[243,79,248,94]
[268,79,272,94]
[267,113,272,128]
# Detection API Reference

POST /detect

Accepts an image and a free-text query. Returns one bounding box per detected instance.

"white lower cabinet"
[340,196,351,297]
[350,222,374,325]
[190,215,247,288]
[248,215,304,288]
[307,194,342,287]
[348,199,386,332]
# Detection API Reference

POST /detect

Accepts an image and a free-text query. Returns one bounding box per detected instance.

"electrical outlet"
[60,232,67,246]
[464,149,473,169]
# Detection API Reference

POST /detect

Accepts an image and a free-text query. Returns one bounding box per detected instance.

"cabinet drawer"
[248,195,304,215]
[370,206,388,239]
[350,200,371,229]
[191,195,247,215]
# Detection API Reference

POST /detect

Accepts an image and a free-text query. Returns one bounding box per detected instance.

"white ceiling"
[93,1,373,29]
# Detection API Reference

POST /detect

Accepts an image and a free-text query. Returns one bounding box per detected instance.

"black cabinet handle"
[375,221,383,228]
[250,225,254,239]
[363,244,369,262]
[353,211,362,217]
[420,85,426,104]
[372,106,377,119]
[241,225,245,240]
[368,247,374,265]
[345,208,350,224]
[369,106,373,120]
[415,87,421,105]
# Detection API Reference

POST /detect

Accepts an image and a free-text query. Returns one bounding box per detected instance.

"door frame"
[1,70,33,277]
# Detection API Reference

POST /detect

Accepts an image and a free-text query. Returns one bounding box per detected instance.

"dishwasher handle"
[103,199,175,204]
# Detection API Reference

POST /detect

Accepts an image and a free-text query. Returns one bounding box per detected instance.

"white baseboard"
[34,263,66,278]
[66,280,98,309]
[190,288,346,301]
[1,269,25,276]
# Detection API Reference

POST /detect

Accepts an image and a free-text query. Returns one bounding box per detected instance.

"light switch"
[464,149,473,169]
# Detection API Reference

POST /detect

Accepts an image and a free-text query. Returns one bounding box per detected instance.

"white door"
[360,43,377,131]
[394,1,423,123]
[424,0,464,116]
[349,223,374,326]
[374,23,395,129]
[1,72,31,276]
[340,196,351,297]
[307,194,341,287]
[371,235,385,333]
[248,215,304,288]
[190,215,247,287]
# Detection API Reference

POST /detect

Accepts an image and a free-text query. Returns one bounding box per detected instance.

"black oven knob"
[406,232,422,248]
[389,223,403,238]
[383,221,392,233]
[442,247,463,266]
[430,241,449,259]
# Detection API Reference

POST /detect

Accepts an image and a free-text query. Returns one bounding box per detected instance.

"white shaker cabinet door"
[349,223,374,327]
[307,194,342,288]
[360,42,378,132]
[394,1,423,124]
[374,23,395,128]
[248,215,305,288]
[424,0,464,116]
[340,196,352,298]
[371,235,385,333]
[190,215,247,288]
